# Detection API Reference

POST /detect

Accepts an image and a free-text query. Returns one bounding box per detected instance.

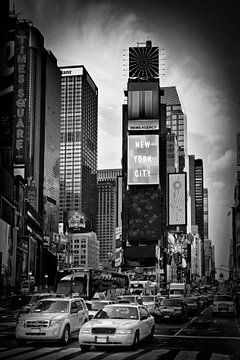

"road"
[0,307,240,359]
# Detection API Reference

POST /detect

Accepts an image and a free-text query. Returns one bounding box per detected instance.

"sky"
[13,0,240,270]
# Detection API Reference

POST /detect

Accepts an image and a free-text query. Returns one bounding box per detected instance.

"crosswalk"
[0,346,236,360]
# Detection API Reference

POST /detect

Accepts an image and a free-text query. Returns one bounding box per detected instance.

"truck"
[169,282,186,298]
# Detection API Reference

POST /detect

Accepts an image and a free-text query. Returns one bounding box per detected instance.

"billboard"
[128,187,160,242]
[168,173,187,226]
[64,211,86,232]
[13,25,29,164]
[127,134,159,185]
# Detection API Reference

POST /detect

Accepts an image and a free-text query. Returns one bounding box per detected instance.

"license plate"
[164,315,170,319]
[30,328,40,334]
[96,336,107,343]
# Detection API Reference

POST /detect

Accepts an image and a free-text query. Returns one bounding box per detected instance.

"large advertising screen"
[127,134,159,185]
[128,187,160,243]
[168,173,187,226]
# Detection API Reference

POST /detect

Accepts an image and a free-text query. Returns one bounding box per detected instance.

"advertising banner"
[168,173,187,226]
[127,134,159,185]
[64,211,86,232]
[13,25,29,164]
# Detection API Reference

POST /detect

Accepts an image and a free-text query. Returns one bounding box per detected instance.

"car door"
[69,301,79,333]
[75,299,86,329]
[139,307,149,340]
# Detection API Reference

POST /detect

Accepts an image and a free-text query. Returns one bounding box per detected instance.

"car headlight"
[17,319,25,326]
[80,327,91,334]
[115,328,134,334]
[49,320,62,327]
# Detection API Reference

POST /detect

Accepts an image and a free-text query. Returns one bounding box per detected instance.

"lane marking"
[154,334,240,340]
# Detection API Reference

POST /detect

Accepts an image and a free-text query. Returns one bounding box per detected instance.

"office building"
[203,188,209,240]
[43,51,61,235]
[122,40,163,269]
[161,86,187,172]
[97,169,122,267]
[0,5,61,290]
[60,66,98,233]
[70,232,99,269]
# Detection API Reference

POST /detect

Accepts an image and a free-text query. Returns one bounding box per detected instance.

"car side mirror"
[140,315,148,320]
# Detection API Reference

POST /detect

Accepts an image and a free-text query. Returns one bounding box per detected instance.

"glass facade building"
[161,86,187,172]
[97,169,122,265]
[60,66,98,233]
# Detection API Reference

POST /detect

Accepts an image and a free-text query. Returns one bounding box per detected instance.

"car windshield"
[32,300,69,313]
[142,296,155,302]
[88,301,109,311]
[95,306,139,320]
[161,299,182,306]
[185,298,198,304]
[214,296,233,302]
[118,296,136,303]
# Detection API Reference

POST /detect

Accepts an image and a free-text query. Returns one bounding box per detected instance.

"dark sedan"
[183,296,201,315]
[158,298,188,322]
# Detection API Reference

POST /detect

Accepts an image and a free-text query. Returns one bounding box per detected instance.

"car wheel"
[131,330,140,350]
[80,345,91,352]
[16,339,26,346]
[60,325,70,345]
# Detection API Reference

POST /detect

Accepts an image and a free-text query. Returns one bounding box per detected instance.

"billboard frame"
[168,172,187,226]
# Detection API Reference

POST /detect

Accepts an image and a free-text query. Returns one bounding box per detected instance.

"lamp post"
[44,274,49,291]
[28,271,32,292]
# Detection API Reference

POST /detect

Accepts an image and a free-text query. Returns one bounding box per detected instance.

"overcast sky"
[14,0,240,270]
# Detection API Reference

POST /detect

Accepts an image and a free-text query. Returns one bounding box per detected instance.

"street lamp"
[44,274,49,291]
[28,271,32,292]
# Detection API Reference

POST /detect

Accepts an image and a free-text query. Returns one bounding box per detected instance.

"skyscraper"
[161,86,187,172]
[97,169,122,267]
[203,188,209,240]
[122,41,162,269]
[60,66,98,233]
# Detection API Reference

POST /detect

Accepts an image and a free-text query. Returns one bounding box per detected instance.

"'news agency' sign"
[127,134,159,185]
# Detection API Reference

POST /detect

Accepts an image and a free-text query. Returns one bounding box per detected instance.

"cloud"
[206,149,234,172]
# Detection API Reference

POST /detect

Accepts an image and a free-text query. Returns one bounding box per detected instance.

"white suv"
[16,297,89,346]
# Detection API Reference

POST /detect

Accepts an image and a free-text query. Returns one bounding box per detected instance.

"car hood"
[85,318,138,327]
[213,301,234,304]
[22,312,67,321]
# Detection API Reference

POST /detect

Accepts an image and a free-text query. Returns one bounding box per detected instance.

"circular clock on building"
[129,46,159,79]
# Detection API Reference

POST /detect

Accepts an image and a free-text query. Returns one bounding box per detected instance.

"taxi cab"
[16,297,88,345]
[79,303,155,352]
[212,294,236,316]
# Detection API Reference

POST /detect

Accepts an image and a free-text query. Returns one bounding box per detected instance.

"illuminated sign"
[13,26,29,164]
[127,134,159,185]
[61,67,83,76]
[128,119,159,131]
[168,173,187,226]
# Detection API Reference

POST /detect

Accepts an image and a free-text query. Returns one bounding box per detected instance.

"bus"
[56,267,130,300]
[130,280,158,295]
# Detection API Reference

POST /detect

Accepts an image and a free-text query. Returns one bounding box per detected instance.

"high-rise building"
[161,86,187,172]
[203,188,209,240]
[97,169,122,267]
[122,41,163,269]
[43,51,61,235]
[195,158,204,275]
[0,6,61,290]
[60,66,98,233]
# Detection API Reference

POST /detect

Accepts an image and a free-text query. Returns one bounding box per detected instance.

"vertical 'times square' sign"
[127,134,159,185]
